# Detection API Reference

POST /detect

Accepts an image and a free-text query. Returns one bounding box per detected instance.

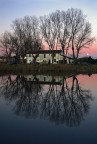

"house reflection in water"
[24,75,64,85]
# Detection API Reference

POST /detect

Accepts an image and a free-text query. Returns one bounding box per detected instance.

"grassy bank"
[0,63,97,75]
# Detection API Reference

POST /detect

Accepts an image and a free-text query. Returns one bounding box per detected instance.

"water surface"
[0,74,97,144]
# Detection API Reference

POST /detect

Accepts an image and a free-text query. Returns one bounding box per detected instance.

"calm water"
[0,74,97,144]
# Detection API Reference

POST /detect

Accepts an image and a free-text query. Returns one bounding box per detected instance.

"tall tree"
[12,16,43,63]
[67,8,95,63]
[0,31,14,62]
[23,16,42,52]
[58,11,71,56]
[40,14,58,63]
[40,15,56,50]
[11,18,25,62]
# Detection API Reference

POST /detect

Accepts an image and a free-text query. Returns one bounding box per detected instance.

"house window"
[29,60,31,63]
[44,54,46,58]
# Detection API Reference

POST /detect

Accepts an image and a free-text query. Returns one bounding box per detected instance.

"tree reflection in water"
[0,75,93,127]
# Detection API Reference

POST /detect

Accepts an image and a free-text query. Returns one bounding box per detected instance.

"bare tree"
[40,13,58,63]
[11,18,26,62]
[57,11,71,57]
[49,10,62,50]
[0,31,15,62]
[12,16,43,63]
[67,8,95,63]
[75,22,94,58]
[23,16,43,52]
[40,15,55,50]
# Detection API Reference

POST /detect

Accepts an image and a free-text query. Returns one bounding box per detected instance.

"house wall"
[26,53,63,64]
[26,54,33,63]
[65,58,74,64]
[37,54,51,63]
[70,59,74,64]
[66,58,70,64]
[55,54,63,62]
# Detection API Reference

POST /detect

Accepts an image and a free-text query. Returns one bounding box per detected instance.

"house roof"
[27,50,62,54]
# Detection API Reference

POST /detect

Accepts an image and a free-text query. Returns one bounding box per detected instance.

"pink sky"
[80,42,97,58]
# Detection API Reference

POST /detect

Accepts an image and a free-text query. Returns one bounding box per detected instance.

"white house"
[26,50,64,64]
[65,56,74,64]
[26,50,74,64]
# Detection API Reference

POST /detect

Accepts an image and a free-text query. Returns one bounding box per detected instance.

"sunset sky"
[0,0,97,57]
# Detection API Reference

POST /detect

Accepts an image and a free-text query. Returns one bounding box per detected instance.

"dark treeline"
[0,8,95,63]
[0,75,93,127]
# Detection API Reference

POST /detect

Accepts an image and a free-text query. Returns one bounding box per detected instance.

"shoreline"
[0,63,97,75]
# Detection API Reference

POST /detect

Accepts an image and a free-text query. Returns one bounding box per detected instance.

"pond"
[0,74,97,144]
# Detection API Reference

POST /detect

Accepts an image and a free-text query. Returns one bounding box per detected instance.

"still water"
[0,74,97,144]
